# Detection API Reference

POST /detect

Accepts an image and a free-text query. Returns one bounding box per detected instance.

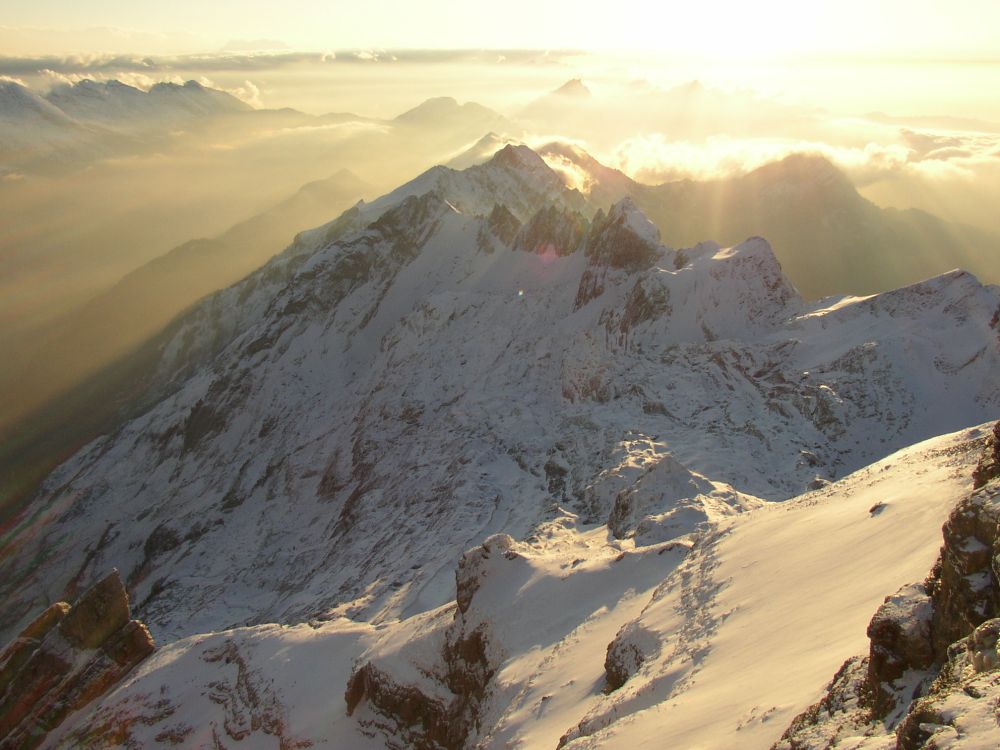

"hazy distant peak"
[755,151,840,177]
[44,77,251,123]
[397,96,474,121]
[553,78,592,97]
[297,168,371,197]
[48,79,144,98]
[445,131,522,169]
[478,130,501,141]
[489,143,549,173]
[148,80,203,94]
[0,80,77,125]
[677,79,705,95]
[0,79,47,107]
[746,152,855,195]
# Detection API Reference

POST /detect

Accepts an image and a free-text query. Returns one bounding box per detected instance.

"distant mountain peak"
[0,80,78,126]
[744,151,857,197]
[553,78,592,98]
[42,77,251,123]
[394,96,461,121]
[393,96,505,128]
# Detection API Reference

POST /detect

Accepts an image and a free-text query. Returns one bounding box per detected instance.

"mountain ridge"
[1,144,996,649]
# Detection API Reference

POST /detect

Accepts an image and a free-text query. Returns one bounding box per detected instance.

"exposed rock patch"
[574,198,663,309]
[603,622,660,692]
[0,570,154,750]
[972,420,1000,489]
[345,535,517,749]
[512,203,587,257]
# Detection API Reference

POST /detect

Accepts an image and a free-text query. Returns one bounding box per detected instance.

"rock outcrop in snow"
[0,571,153,750]
[973,420,1000,489]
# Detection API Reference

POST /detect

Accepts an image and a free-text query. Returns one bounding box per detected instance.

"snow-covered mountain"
[0,80,99,164]
[0,78,250,172]
[44,79,251,126]
[1,144,999,748]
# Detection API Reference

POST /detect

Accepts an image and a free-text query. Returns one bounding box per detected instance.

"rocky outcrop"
[574,198,662,309]
[0,570,154,750]
[477,203,521,252]
[972,420,1000,489]
[894,617,1000,749]
[927,482,1000,661]
[346,662,455,750]
[346,535,515,750]
[773,422,1000,748]
[512,203,587,257]
[865,582,935,717]
[603,622,660,692]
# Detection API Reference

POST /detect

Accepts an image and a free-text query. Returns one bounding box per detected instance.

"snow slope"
[39,424,992,749]
[558,424,991,749]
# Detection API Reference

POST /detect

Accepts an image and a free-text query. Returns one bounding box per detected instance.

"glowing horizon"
[2,0,1000,59]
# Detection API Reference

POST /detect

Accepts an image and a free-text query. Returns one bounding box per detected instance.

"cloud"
[540,151,595,193]
[602,127,1000,187]
[40,68,185,90]
[195,76,263,107]
[255,120,392,142]
[220,39,289,53]
[224,80,263,108]
[0,74,26,86]
[0,49,581,78]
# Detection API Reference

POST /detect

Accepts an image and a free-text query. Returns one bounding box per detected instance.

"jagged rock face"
[968,617,1000,672]
[893,619,1000,749]
[1,146,998,656]
[574,198,661,308]
[973,421,1000,489]
[929,483,1000,659]
[865,582,935,718]
[774,423,1000,748]
[346,662,455,750]
[478,203,521,252]
[0,571,153,750]
[513,203,588,257]
[346,534,518,750]
[455,534,517,615]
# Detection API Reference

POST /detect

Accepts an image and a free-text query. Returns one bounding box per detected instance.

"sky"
[2,0,1000,58]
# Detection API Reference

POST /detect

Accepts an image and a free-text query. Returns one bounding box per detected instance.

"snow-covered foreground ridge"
[35,424,995,748]
[0,143,998,745]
